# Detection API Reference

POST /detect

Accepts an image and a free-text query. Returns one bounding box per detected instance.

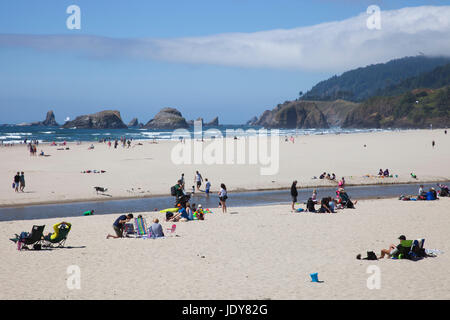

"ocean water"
[0,125,388,144]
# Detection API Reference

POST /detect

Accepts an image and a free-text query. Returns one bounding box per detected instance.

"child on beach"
[311,189,317,204]
[218,183,228,213]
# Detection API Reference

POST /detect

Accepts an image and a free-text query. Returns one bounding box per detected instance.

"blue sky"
[0,0,449,124]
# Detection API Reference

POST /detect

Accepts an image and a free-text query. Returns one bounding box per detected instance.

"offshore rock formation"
[62,110,127,129]
[144,108,189,129]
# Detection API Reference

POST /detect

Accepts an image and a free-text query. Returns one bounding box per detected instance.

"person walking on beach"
[13,172,20,192]
[218,183,228,213]
[107,213,134,239]
[205,178,211,196]
[19,172,25,192]
[432,140,435,148]
[194,171,203,191]
[291,181,298,212]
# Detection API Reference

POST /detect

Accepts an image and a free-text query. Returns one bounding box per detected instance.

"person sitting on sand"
[306,198,316,212]
[186,202,194,220]
[318,197,332,213]
[379,235,406,259]
[319,172,326,179]
[337,188,357,208]
[384,169,390,177]
[107,213,133,239]
[149,218,164,238]
[196,204,205,220]
[330,173,336,181]
[437,183,449,197]
[169,206,190,222]
[378,169,383,176]
[338,177,345,187]
[328,198,336,213]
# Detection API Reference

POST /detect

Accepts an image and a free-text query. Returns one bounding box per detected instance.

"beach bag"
[170,186,177,196]
[12,183,15,189]
[366,251,378,260]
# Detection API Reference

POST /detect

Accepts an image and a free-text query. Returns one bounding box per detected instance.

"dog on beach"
[94,186,108,194]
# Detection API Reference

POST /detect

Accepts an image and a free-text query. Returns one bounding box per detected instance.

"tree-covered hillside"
[300,56,450,102]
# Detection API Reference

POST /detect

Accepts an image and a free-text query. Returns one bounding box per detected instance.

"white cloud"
[1,5,450,72]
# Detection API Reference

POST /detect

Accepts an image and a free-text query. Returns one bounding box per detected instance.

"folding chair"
[166,224,177,236]
[133,217,150,238]
[42,223,71,248]
[15,225,45,251]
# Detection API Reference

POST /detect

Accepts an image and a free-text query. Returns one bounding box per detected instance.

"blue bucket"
[310,273,319,282]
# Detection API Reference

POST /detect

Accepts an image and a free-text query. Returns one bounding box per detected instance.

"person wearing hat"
[379,235,406,259]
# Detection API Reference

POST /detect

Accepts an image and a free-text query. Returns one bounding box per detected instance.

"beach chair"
[16,225,45,251]
[166,224,177,236]
[42,224,71,248]
[133,217,150,238]
[123,223,136,237]
[396,239,426,260]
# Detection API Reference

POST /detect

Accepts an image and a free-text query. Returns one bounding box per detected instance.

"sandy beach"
[1,197,449,300]
[0,129,449,207]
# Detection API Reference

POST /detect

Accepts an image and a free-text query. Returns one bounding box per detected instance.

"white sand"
[1,198,449,300]
[0,129,449,207]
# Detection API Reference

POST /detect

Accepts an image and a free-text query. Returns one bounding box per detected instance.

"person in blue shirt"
[107,213,133,239]
[149,218,165,238]
[205,179,211,196]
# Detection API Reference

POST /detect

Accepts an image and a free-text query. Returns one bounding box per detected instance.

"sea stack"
[41,110,59,126]
[144,108,189,129]
[127,118,143,128]
[205,116,219,126]
[62,110,128,129]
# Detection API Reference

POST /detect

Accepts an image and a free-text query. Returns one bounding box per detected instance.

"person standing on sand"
[107,213,134,239]
[432,140,435,148]
[291,181,298,211]
[194,171,203,191]
[19,172,25,192]
[205,178,211,196]
[13,172,20,192]
[180,173,185,190]
[218,183,228,213]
